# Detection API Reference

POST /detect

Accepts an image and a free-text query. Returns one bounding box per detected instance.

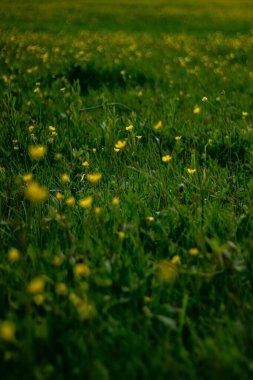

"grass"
[0,0,253,379]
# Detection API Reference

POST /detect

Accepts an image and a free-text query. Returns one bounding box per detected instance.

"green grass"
[1,0,253,379]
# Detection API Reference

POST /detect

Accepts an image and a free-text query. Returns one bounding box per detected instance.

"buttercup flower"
[28,145,47,160]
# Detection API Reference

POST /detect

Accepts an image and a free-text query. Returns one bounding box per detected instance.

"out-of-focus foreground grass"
[1,1,253,379]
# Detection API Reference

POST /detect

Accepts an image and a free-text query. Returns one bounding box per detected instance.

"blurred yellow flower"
[242,111,249,117]
[87,173,102,183]
[175,136,182,141]
[25,182,48,203]
[28,145,47,160]
[27,276,45,294]
[66,197,75,206]
[55,153,62,160]
[155,260,178,283]
[117,231,125,239]
[78,301,95,320]
[61,173,70,183]
[74,263,90,277]
[8,247,20,262]
[53,255,63,267]
[162,155,172,163]
[126,125,134,131]
[79,196,93,208]
[187,168,196,174]
[112,197,120,205]
[94,207,102,215]
[146,216,154,222]
[56,192,64,200]
[202,96,208,102]
[0,321,15,341]
[154,120,163,130]
[189,248,199,256]
[193,106,201,114]
[171,255,181,265]
[33,294,45,305]
[82,161,89,168]
[22,173,33,182]
[55,282,68,296]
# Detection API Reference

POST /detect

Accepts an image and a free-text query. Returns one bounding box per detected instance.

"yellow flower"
[33,294,45,305]
[112,197,120,205]
[92,148,96,153]
[55,213,65,221]
[82,161,89,168]
[28,125,35,133]
[0,321,15,341]
[53,255,63,267]
[86,173,102,183]
[202,96,208,102]
[175,136,182,141]
[69,292,82,307]
[155,260,178,283]
[48,126,56,132]
[2,74,8,83]
[114,140,126,150]
[61,173,70,183]
[154,120,163,130]
[55,282,68,296]
[27,276,45,294]
[162,155,172,163]
[136,135,142,140]
[33,87,40,93]
[120,70,126,75]
[94,207,102,215]
[55,192,64,200]
[171,255,181,265]
[146,216,154,222]
[193,106,201,114]
[117,231,125,239]
[79,196,93,209]
[242,111,249,117]
[66,197,75,206]
[25,182,48,203]
[22,173,33,182]
[189,248,199,256]
[126,125,134,131]
[55,153,62,160]
[74,263,90,277]
[187,168,196,174]
[8,247,20,262]
[28,145,47,160]
[77,301,95,320]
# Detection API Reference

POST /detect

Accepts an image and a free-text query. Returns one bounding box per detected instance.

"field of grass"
[1,0,253,379]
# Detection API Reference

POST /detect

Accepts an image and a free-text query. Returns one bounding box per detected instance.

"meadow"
[1,0,253,379]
